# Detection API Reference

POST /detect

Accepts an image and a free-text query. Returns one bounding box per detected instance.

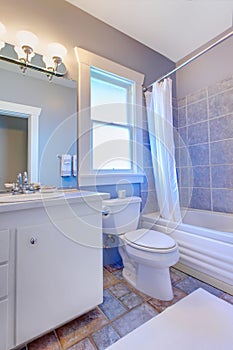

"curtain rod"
[143,29,233,92]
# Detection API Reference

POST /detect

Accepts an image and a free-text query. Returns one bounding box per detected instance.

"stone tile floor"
[20,265,233,350]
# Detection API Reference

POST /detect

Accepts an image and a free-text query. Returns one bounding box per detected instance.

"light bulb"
[47,42,67,60]
[16,30,38,51]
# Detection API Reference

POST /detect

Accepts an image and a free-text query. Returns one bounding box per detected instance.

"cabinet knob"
[30,237,37,245]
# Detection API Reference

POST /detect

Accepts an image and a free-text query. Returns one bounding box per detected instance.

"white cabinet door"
[0,229,9,350]
[0,229,9,263]
[0,265,8,298]
[0,300,8,350]
[16,216,102,345]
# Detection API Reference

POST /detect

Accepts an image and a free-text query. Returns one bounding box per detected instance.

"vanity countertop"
[0,190,110,213]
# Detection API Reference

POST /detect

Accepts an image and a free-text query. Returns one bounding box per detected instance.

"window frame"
[90,66,134,172]
[75,47,145,186]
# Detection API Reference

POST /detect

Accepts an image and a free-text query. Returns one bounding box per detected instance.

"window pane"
[92,122,131,170]
[90,67,132,124]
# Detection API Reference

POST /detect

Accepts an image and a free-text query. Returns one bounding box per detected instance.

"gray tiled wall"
[175,74,233,213]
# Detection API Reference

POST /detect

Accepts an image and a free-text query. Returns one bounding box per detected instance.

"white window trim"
[75,47,145,186]
[0,100,41,183]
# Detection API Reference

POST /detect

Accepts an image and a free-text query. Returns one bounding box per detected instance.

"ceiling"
[65,0,233,62]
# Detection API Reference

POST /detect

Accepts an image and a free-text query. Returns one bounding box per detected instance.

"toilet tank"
[102,196,142,235]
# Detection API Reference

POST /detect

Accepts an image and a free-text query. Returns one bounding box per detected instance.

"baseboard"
[174,262,233,296]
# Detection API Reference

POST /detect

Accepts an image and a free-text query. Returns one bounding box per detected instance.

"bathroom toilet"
[102,196,179,301]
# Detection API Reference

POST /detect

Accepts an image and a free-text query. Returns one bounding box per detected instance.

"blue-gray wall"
[176,31,233,98]
[2,0,230,214]
[0,0,175,198]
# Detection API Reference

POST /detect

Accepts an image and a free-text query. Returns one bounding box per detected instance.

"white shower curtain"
[145,78,181,222]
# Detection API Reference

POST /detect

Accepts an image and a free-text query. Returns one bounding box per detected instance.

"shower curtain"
[145,78,181,222]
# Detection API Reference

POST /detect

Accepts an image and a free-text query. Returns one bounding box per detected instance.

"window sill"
[79,173,144,187]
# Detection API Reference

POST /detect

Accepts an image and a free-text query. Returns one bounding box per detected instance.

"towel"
[60,154,72,177]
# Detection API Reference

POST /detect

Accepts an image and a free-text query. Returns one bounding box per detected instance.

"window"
[75,48,144,186]
[91,67,133,171]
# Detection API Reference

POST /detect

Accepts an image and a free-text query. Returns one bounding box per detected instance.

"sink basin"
[0,192,63,203]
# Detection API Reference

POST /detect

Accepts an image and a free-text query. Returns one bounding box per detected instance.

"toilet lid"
[124,228,177,251]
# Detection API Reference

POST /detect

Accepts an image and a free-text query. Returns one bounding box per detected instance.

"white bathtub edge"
[175,262,233,296]
[141,211,233,296]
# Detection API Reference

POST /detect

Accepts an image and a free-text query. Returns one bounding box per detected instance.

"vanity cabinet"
[0,192,106,350]
[0,299,8,350]
[0,229,9,350]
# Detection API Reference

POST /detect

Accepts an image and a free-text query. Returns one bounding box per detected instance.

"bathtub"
[141,209,233,295]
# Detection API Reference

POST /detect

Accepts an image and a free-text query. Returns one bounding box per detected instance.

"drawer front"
[0,265,8,298]
[0,299,8,350]
[0,229,10,263]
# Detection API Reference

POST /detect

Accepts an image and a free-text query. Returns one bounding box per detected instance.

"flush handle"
[102,207,111,217]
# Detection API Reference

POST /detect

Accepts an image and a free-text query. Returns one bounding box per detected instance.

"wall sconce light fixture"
[0,23,67,80]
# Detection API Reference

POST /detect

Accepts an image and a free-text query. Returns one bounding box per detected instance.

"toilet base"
[122,266,137,288]
[123,264,174,301]
[137,264,174,301]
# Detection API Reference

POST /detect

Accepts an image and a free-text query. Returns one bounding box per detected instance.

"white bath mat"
[106,288,233,350]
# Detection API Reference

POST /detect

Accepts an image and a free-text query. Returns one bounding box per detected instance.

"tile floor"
[19,265,233,350]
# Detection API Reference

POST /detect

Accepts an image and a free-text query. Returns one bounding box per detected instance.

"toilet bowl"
[102,197,179,301]
[120,228,179,300]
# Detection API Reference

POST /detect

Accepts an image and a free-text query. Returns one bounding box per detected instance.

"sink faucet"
[17,172,22,187]
[12,171,33,194]
[23,171,28,191]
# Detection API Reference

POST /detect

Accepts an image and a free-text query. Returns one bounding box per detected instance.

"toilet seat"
[124,228,177,253]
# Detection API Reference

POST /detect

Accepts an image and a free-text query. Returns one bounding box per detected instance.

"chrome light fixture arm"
[0,53,65,78]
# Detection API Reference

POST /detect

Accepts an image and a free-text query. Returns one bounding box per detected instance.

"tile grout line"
[206,86,213,211]
[53,330,63,350]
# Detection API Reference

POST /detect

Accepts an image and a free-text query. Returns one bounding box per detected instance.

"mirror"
[0,60,77,190]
